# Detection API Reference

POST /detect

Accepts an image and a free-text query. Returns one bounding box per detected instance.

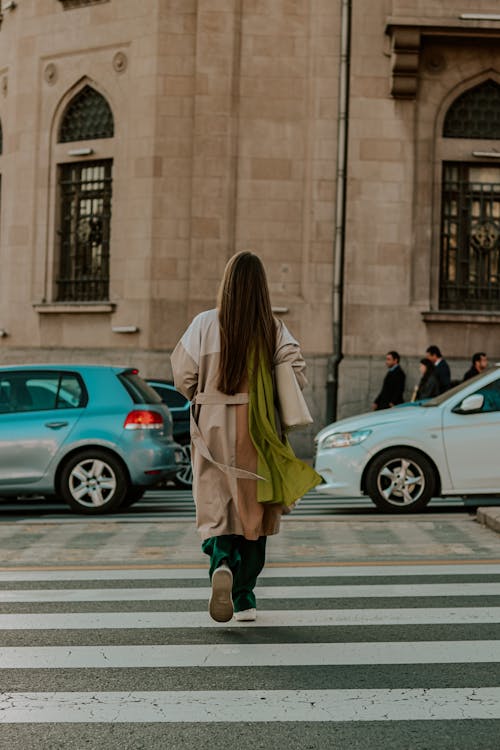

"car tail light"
[124,410,164,430]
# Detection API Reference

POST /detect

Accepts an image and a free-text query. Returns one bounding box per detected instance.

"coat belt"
[189,402,264,481]
[194,392,249,405]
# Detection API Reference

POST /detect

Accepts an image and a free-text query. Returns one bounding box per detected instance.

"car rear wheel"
[59,449,128,514]
[174,444,193,489]
[365,448,436,513]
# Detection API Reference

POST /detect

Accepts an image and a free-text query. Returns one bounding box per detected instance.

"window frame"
[45,83,116,307]
[430,75,500,314]
[55,159,113,303]
[439,161,500,312]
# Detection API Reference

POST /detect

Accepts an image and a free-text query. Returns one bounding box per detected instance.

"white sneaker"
[234,608,257,622]
[208,564,233,623]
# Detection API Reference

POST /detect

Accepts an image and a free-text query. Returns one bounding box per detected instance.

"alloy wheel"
[175,444,193,488]
[376,457,425,507]
[68,458,117,508]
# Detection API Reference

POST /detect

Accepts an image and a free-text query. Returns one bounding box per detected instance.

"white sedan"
[314,367,500,512]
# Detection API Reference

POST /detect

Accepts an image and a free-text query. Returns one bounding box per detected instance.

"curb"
[477,507,500,535]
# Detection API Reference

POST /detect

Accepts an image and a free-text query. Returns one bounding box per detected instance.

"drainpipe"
[327,0,352,424]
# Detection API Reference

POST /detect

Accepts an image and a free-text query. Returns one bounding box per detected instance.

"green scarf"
[248,355,323,506]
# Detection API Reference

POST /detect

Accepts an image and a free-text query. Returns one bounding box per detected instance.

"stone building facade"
[0,0,499,453]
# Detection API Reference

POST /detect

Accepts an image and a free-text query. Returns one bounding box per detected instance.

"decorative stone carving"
[113,52,128,74]
[44,63,58,85]
[423,50,446,75]
[387,21,500,100]
[390,29,420,99]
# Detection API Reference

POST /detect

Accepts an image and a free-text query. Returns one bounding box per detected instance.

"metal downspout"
[327,0,352,423]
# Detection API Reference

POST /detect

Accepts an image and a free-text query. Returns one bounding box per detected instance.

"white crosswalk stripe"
[2,581,499,601]
[0,563,499,730]
[0,607,499,629]
[1,641,500,668]
[2,687,500,723]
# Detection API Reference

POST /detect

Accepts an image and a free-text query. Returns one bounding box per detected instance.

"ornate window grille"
[58,1,110,9]
[58,86,114,143]
[440,163,500,311]
[443,80,500,139]
[56,161,112,302]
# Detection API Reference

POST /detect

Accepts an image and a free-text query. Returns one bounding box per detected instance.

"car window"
[118,371,162,405]
[422,376,477,407]
[474,380,500,413]
[0,371,86,412]
[153,385,188,409]
[423,370,495,407]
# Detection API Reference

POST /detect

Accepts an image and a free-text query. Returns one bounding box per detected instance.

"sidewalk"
[477,507,500,536]
[1,513,499,568]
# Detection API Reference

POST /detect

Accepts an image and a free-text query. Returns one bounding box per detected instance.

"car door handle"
[45,421,69,429]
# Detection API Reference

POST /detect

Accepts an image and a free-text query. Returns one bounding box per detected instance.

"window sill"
[422,310,500,325]
[34,302,116,314]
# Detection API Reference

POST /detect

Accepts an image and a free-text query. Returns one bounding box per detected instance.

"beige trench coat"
[171,309,308,541]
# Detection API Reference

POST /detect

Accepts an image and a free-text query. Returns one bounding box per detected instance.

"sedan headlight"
[319,429,372,449]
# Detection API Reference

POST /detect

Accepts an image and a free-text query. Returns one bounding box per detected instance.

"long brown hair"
[217,251,276,395]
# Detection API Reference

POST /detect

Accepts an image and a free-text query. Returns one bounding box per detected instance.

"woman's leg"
[202,535,237,622]
[232,536,267,612]
[202,535,239,579]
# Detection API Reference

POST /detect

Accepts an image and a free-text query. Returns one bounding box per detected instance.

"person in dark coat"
[372,351,406,410]
[463,352,488,381]
[415,358,440,401]
[425,345,451,394]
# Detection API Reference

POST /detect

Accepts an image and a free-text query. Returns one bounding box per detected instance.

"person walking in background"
[372,351,406,410]
[414,358,440,401]
[171,251,321,624]
[425,345,451,394]
[463,352,488,381]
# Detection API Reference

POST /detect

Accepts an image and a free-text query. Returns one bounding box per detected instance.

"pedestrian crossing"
[0,563,500,744]
[1,489,487,522]
[123,490,482,520]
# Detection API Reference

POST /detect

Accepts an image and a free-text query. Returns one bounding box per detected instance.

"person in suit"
[372,351,406,410]
[463,352,488,381]
[425,345,451,394]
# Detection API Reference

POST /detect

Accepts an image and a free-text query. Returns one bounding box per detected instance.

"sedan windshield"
[421,370,488,407]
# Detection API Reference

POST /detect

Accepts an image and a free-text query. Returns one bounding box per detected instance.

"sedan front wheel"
[365,448,436,513]
[59,449,128,514]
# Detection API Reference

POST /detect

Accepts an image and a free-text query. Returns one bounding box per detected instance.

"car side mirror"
[455,394,484,413]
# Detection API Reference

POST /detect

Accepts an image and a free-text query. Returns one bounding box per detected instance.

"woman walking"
[171,251,321,623]
[414,358,440,401]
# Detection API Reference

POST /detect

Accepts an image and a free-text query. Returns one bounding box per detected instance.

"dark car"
[147,380,192,488]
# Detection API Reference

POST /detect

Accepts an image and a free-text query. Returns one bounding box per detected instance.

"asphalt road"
[0,492,499,748]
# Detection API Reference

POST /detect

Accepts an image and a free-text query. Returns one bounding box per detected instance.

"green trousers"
[202,534,267,612]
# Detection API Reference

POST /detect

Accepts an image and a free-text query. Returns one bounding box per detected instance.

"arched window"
[58,85,114,143]
[443,79,500,140]
[55,86,114,302]
[440,81,500,311]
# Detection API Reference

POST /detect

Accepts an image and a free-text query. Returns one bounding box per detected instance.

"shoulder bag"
[275,361,313,431]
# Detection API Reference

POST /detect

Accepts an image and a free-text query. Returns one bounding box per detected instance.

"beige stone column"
[187,0,243,318]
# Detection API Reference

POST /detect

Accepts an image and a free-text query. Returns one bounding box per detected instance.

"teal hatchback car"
[0,365,183,514]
